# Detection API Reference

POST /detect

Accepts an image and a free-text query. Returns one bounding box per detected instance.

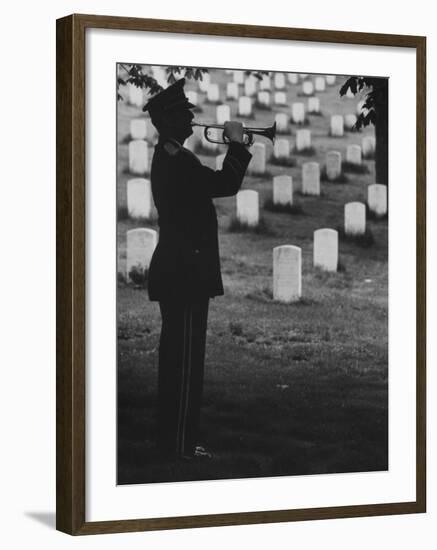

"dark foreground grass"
[117,287,388,484]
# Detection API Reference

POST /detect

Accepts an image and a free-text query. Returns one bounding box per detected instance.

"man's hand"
[223,121,244,144]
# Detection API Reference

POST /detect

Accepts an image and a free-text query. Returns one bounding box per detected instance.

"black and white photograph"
[116,64,389,485]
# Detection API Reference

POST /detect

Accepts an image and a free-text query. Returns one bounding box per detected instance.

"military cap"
[142,77,195,114]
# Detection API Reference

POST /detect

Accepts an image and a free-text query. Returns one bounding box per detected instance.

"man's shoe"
[181,444,213,461]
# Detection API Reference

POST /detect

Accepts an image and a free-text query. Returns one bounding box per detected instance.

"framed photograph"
[56,13,426,535]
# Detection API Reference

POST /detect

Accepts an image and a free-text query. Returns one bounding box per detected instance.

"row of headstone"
[228,71,337,90]
[193,71,348,111]
[123,220,364,299]
[234,184,384,237]
[122,194,385,297]
[127,133,376,203]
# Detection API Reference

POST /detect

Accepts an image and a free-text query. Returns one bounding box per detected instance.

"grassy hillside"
[116,69,387,484]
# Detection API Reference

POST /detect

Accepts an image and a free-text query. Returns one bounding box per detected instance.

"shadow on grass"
[366,203,388,221]
[320,167,349,184]
[342,161,370,174]
[254,101,273,111]
[337,226,375,248]
[228,216,276,236]
[263,199,305,215]
[292,146,316,156]
[203,99,224,106]
[245,286,315,306]
[290,117,311,127]
[269,155,297,168]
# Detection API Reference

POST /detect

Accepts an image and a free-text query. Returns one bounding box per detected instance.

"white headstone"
[238,96,252,116]
[302,81,314,96]
[127,178,153,219]
[344,114,357,130]
[288,73,299,85]
[273,175,293,205]
[273,139,290,159]
[126,228,157,278]
[207,83,220,102]
[346,144,362,165]
[273,245,302,302]
[344,202,366,235]
[325,75,337,86]
[226,82,239,100]
[216,153,226,171]
[326,151,342,180]
[291,102,305,123]
[368,184,388,216]
[244,76,257,97]
[237,190,259,227]
[129,140,149,175]
[249,143,266,174]
[308,97,320,113]
[260,75,271,91]
[257,91,270,106]
[296,129,311,151]
[128,83,144,108]
[130,119,148,140]
[198,73,211,93]
[302,162,320,196]
[274,92,287,105]
[313,229,338,272]
[275,113,289,133]
[330,115,344,137]
[362,135,376,156]
[274,73,286,89]
[233,71,244,85]
[216,104,231,124]
[186,91,198,106]
[314,76,326,92]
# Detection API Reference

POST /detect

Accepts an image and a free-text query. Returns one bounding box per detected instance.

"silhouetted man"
[143,77,252,460]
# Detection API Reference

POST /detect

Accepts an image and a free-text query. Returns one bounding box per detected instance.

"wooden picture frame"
[56,13,426,535]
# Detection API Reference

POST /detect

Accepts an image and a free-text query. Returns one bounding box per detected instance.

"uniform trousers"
[157,298,210,457]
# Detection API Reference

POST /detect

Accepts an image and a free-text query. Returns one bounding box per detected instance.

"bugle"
[191,121,276,146]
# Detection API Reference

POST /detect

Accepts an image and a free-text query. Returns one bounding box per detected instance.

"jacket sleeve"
[184,142,253,198]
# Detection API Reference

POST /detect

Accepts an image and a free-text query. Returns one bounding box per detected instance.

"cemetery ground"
[116,70,388,484]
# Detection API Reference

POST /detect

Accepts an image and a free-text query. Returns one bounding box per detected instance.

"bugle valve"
[191,121,276,146]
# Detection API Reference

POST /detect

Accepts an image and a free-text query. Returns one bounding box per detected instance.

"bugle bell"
[191,121,276,146]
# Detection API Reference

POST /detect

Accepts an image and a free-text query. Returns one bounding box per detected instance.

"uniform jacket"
[148,137,252,303]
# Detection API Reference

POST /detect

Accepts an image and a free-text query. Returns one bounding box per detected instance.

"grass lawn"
[116,68,387,484]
